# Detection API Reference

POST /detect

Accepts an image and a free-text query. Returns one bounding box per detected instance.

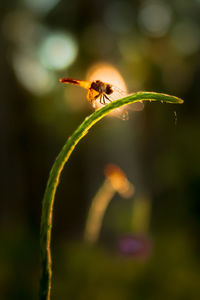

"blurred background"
[1,0,200,299]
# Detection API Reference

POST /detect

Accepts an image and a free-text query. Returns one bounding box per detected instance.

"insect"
[59,78,144,119]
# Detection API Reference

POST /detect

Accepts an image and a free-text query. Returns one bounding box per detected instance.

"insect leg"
[100,94,106,105]
[104,94,112,102]
[99,95,103,104]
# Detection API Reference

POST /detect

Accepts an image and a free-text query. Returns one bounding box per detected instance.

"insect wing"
[100,86,128,120]
[108,85,144,112]
[106,85,144,120]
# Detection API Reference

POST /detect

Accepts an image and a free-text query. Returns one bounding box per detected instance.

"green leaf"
[39,91,183,300]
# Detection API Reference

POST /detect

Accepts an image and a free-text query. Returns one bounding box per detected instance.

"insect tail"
[59,78,91,89]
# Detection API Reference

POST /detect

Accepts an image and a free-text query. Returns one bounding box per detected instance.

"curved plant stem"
[39,92,183,300]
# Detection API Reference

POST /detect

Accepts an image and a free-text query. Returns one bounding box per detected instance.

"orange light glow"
[87,62,129,116]
[104,164,134,198]
[87,62,127,93]
[84,164,134,244]
[84,180,115,244]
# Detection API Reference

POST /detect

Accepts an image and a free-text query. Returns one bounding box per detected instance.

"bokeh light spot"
[105,1,134,34]
[170,21,200,56]
[39,32,78,70]
[2,10,38,45]
[13,53,55,95]
[23,0,60,15]
[138,0,172,37]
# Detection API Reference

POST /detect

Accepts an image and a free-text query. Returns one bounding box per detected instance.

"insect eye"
[106,85,113,95]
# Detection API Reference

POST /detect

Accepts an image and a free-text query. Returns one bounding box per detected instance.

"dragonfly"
[59,78,144,119]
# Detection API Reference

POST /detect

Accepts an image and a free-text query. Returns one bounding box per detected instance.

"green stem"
[39,92,183,300]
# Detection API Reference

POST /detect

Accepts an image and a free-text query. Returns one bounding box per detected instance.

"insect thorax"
[91,80,113,95]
